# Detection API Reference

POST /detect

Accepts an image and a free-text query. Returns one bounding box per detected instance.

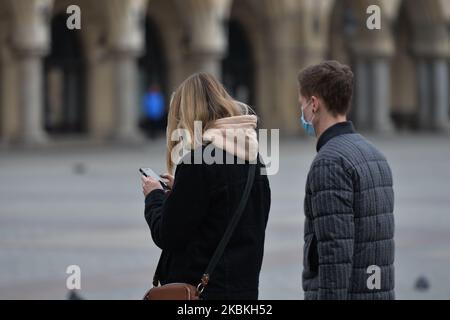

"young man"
[299,61,395,300]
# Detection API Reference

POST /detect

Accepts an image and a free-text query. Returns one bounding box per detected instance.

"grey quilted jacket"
[302,122,395,300]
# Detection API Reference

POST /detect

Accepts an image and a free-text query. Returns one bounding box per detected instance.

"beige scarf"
[203,115,258,161]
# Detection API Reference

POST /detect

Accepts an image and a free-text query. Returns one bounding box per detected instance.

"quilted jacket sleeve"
[309,159,355,300]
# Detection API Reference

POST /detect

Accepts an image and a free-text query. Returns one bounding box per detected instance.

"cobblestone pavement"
[0,134,449,299]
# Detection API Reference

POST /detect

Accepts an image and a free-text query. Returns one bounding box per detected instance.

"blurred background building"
[0,0,450,145]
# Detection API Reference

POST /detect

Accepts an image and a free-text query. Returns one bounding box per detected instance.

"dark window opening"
[44,13,86,135]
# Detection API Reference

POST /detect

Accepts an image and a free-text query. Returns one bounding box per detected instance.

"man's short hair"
[297,60,354,116]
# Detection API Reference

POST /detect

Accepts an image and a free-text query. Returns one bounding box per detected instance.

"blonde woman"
[142,73,271,300]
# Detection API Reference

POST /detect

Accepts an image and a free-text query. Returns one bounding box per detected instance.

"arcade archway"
[44,13,86,135]
[222,18,255,108]
[138,16,169,137]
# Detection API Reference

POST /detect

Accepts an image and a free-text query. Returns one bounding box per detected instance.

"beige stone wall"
[0,49,20,143]
[0,1,16,143]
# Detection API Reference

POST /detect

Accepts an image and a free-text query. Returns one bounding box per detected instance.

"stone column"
[354,56,394,133]
[179,0,229,80]
[372,58,394,132]
[187,51,223,79]
[84,23,113,141]
[11,0,53,145]
[113,52,143,142]
[107,0,146,143]
[431,59,449,131]
[417,59,432,130]
[271,48,303,135]
[267,12,305,136]
[18,52,47,144]
[354,58,371,130]
[417,58,450,131]
[348,17,395,133]
[412,22,450,132]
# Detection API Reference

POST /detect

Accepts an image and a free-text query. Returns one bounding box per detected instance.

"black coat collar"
[316,121,356,152]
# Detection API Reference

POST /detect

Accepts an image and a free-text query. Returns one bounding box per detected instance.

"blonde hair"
[166,72,252,173]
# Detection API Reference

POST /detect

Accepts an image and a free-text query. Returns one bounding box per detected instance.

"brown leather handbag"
[143,164,256,300]
[143,282,200,300]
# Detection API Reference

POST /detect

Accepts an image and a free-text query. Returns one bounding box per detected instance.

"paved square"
[1,134,449,299]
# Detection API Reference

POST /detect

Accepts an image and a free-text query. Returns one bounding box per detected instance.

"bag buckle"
[197,274,210,294]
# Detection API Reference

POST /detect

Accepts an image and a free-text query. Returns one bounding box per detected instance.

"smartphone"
[139,168,170,190]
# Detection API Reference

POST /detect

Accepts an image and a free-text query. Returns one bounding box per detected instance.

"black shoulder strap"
[152,163,257,290]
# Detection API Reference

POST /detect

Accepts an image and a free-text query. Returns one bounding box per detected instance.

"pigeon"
[414,275,430,291]
[67,290,84,300]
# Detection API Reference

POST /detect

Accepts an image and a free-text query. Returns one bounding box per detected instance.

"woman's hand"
[142,176,163,197]
[160,173,174,189]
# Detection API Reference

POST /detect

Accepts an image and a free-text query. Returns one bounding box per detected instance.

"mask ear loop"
[302,100,315,124]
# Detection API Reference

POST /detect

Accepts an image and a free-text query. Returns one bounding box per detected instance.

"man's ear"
[311,96,319,113]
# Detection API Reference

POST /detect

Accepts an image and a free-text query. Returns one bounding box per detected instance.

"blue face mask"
[300,103,316,137]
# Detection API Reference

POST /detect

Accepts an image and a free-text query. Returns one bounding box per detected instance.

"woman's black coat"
[144,148,271,300]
